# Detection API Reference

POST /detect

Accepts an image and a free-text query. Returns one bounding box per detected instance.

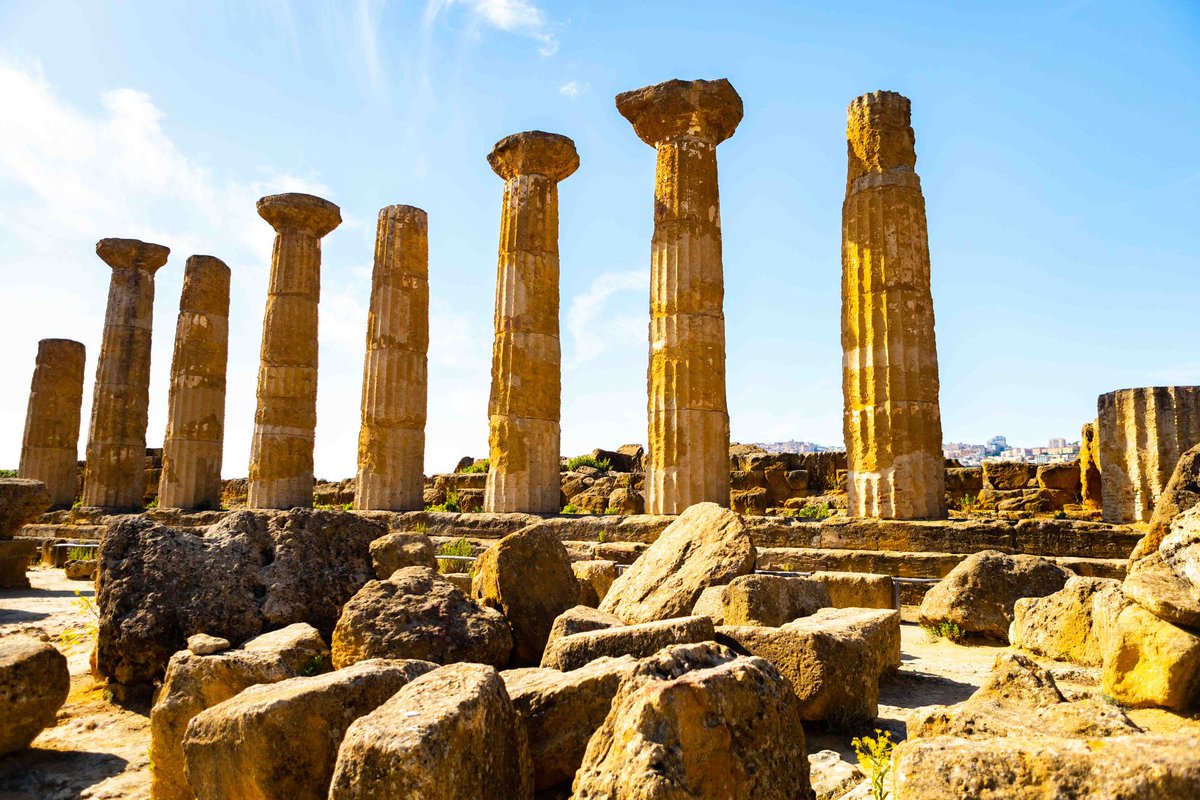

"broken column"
[82,238,170,509]
[841,90,946,520]
[355,205,429,511]
[1080,419,1102,510]
[248,193,342,510]
[158,256,231,510]
[483,131,578,514]
[19,339,86,508]
[1098,386,1200,523]
[616,78,741,515]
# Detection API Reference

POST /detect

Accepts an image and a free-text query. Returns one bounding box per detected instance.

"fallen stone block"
[368,531,436,578]
[149,623,329,800]
[328,663,533,799]
[1010,576,1125,666]
[182,658,435,800]
[540,615,715,671]
[331,566,512,669]
[544,606,624,652]
[809,571,895,610]
[571,642,814,799]
[0,636,70,756]
[502,656,637,791]
[1102,601,1200,710]
[599,502,754,624]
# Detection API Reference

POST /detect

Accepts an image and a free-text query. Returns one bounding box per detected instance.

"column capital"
[616,78,743,148]
[95,238,170,273]
[256,192,342,237]
[488,131,579,182]
[846,90,916,183]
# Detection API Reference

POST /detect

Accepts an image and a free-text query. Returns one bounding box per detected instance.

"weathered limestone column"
[82,238,170,509]
[1098,386,1200,523]
[158,256,231,510]
[483,132,578,514]
[355,206,429,511]
[1080,419,1102,510]
[616,78,741,515]
[19,339,86,507]
[841,90,946,519]
[248,193,341,510]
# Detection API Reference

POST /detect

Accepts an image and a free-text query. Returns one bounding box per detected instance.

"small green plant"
[436,536,474,574]
[562,503,581,515]
[597,531,607,544]
[852,728,895,800]
[145,497,159,510]
[1099,691,1130,710]
[0,468,17,478]
[921,619,967,643]
[1053,509,1068,519]
[603,507,619,515]
[58,590,100,651]
[413,522,428,534]
[460,459,489,474]
[299,654,324,677]
[958,493,979,511]
[566,455,612,473]
[426,488,461,513]
[794,503,832,520]
[67,546,96,563]
[72,499,82,509]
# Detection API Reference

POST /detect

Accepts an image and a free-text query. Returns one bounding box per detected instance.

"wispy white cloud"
[423,0,559,56]
[559,80,583,98]
[565,270,647,368]
[354,0,388,94]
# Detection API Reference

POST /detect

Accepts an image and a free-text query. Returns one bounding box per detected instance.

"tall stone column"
[1098,386,1200,523]
[19,339,86,507]
[483,132,578,514]
[616,78,741,515]
[355,205,429,511]
[158,256,231,510]
[841,91,946,520]
[248,193,342,510]
[82,238,170,509]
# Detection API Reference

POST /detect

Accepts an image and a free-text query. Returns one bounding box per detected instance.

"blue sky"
[0,0,1197,477]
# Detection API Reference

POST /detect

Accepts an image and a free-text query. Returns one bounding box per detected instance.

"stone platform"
[17,509,1140,607]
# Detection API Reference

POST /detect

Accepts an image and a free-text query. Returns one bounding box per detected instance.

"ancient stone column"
[616,78,741,515]
[158,256,231,510]
[82,238,170,509]
[355,205,429,511]
[1098,386,1200,523]
[248,193,341,510]
[841,90,946,519]
[18,339,86,507]
[483,132,578,514]
[1080,419,1102,510]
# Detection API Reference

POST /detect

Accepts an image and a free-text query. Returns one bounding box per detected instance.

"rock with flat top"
[1101,602,1200,710]
[0,636,70,756]
[540,615,715,671]
[369,531,437,578]
[1010,576,1126,666]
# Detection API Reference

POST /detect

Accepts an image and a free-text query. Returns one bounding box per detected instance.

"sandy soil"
[3,571,1196,800]
[0,567,151,800]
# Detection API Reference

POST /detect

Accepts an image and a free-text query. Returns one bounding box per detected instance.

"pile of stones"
[106,502,905,798]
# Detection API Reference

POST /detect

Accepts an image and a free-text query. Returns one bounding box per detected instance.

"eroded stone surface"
[540,615,715,671]
[0,636,69,756]
[1101,601,1200,710]
[841,91,945,520]
[368,530,436,577]
[1010,576,1126,666]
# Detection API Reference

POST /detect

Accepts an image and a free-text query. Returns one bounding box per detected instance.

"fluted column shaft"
[248,193,341,510]
[841,90,946,520]
[82,238,170,509]
[19,339,85,507]
[617,78,742,515]
[484,131,578,514]
[1098,386,1200,523]
[158,256,230,510]
[355,205,429,511]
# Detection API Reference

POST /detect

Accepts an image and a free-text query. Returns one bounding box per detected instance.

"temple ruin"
[19,339,86,508]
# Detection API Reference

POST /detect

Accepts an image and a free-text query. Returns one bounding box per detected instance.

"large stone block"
[149,623,329,800]
[331,566,512,669]
[97,510,379,686]
[1101,602,1200,710]
[540,615,715,671]
[696,573,830,627]
[471,525,579,666]
[1123,506,1200,630]
[328,663,533,799]
[0,636,69,756]
[571,641,813,799]
[182,658,435,800]
[1010,576,1126,666]
[368,531,436,578]
[599,502,754,624]
[0,478,52,537]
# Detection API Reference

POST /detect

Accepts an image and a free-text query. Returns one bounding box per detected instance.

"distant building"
[1048,437,1067,449]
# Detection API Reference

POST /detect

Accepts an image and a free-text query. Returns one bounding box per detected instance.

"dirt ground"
[3,567,1196,799]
